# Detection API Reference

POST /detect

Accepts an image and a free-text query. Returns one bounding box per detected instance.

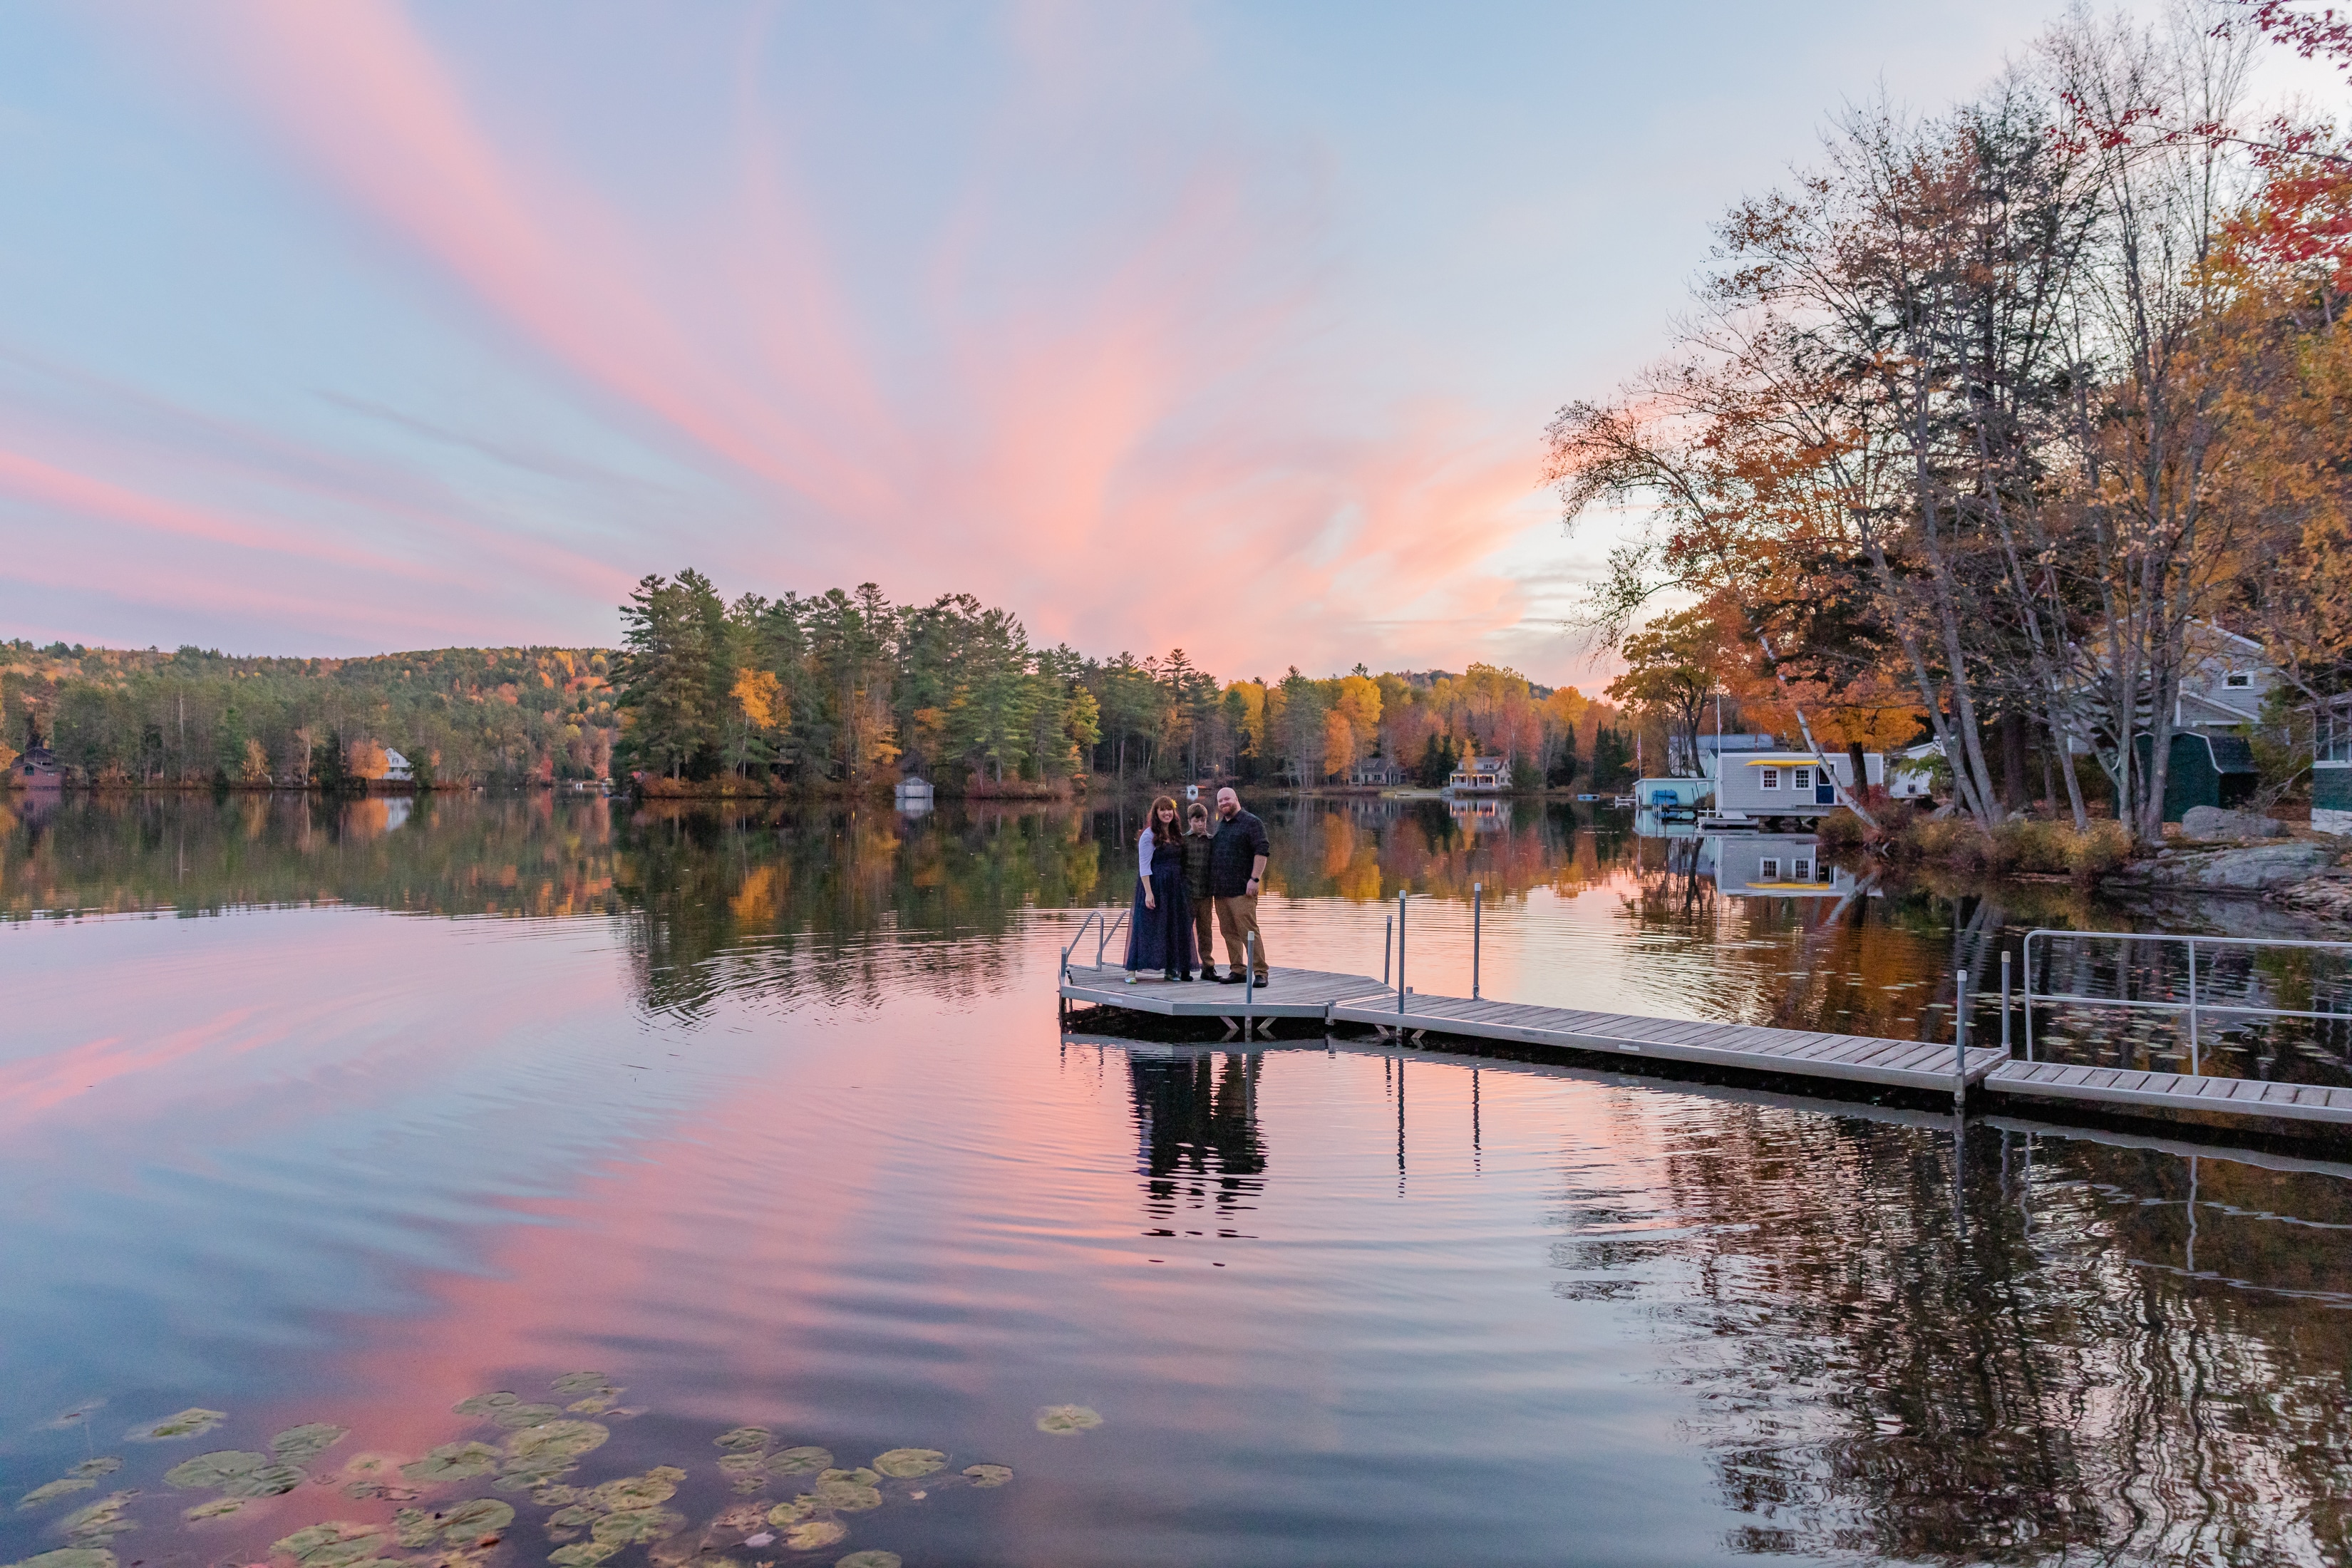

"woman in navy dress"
[1123,795,1197,982]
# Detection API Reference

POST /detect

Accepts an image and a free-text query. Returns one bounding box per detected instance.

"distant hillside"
[1,639,618,786]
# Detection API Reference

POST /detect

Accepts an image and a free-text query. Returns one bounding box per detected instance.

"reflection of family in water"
[1124,787,1273,986]
[1127,1050,1266,1219]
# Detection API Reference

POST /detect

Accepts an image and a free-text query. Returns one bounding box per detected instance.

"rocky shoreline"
[2093,805,2352,922]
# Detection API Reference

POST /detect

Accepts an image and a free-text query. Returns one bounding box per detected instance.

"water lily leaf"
[274,1523,388,1565]
[163,1451,267,1490]
[1033,1405,1101,1436]
[271,1425,351,1465]
[550,1374,616,1397]
[715,1455,765,1478]
[58,1493,138,1542]
[711,1428,770,1454]
[778,1522,843,1553]
[834,1554,899,1568]
[545,1506,597,1538]
[67,1462,119,1481]
[453,1393,521,1418]
[341,1454,403,1481]
[532,1487,582,1508]
[547,1544,619,1568]
[130,1409,226,1441]
[564,1398,618,1416]
[764,1500,815,1529]
[393,1509,441,1549]
[870,1450,943,1480]
[807,1473,879,1514]
[5,1549,116,1568]
[960,1465,1012,1488]
[17,1480,95,1510]
[586,1475,676,1512]
[442,1499,515,1541]
[647,1468,686,1485]
[402,1443,502,1483]
[764,1449,831,1477]
[491,1405,563,1431]
[181,1498,244,1522]
[506,1423,609,1465]
[589,1509,682,1547]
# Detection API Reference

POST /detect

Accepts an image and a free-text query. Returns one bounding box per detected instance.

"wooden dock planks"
[1060,964,2352,1125]
[1987,1059,2352,1124]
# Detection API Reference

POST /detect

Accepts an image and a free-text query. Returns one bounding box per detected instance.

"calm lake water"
[5,793,2352,1567]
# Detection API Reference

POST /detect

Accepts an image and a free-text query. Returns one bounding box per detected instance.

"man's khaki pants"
[1214,894,1270,980]
[1192,897,1219,976]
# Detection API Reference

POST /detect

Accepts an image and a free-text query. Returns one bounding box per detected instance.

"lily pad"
[272,1424,351,1465]
[58,1493,138,1542]
[586,1475,676,1512]
[67,1462,119,1481]
[507,1423,609,1465]
[180,1498,244,1522]
[545,1505,597,1539]
[17,1480,95,1510]
[532,1486,582,1507]
[131,1409,226,1441]
[272,1524,388,1568]
[779,1521,844,1553]
[163,1450,265,1490]
[870,1450,944,1480]
[765,1448,832,1477]
[808,1472,880,1513]
[834,1554,899,1568]
[961,1464,1013,1488]
[453,1393,522,1418]
[491,1404,564,1430]
[716,1455,765,1478]
[711,1428,770,1453]
[550,1373,616,1396]
[589,1509,683,1547]
[441,1499,516,1540]
[1033,1405,1101,1436]
[765,1500,817,1529]
[401,1442,502,1483]
[565,1397,619,1415]
[4,1551,116,1568]
[548,1546,619,1568]
[393,1510,442,1549]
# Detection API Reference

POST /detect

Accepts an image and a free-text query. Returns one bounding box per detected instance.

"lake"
[4,793,2351,1567]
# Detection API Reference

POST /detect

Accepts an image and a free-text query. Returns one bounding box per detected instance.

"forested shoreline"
[1559,3,2352,844]
[1,577,1634,795]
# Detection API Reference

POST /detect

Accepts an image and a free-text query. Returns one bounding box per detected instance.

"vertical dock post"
[2001,950,2012,1053]
[1244,932,1256,1038]
[1383,916,1393,986]
[1472,882,1483,1001]
[2185,937,2199,1077]
[1396,891,1408,1015]
[1954,967,1969,1107]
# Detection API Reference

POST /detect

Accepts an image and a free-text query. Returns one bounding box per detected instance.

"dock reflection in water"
[3,795,2351,1564]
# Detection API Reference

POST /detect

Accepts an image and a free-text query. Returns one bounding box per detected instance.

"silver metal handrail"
[2021,927,2352,1075]
[1061,909,1104,981]
[1098,908,1128,967]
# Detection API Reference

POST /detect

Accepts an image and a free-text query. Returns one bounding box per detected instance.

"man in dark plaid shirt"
[1209,786,1272,984]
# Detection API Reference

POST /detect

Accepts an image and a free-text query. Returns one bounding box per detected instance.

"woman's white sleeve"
[1137,829,1154,880]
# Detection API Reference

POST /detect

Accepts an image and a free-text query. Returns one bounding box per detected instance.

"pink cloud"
[84,1,1560,677]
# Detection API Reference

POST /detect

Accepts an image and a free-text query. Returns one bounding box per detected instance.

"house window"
[1793,766,1812,791]
[1793,857,1812,882]
[1759,857,1781,881]
[2225,672,2251,688]
[1759,768,1780,790]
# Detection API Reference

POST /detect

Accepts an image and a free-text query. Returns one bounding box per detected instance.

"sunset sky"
[0,1,2314,686]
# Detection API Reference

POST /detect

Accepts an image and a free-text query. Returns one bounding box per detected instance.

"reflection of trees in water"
[1233,798,1635,904]
[1561,1103,2352,1560]
[1127,1051,1264,1224]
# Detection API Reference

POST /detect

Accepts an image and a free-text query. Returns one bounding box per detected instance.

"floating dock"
[1058,963,2352,1128]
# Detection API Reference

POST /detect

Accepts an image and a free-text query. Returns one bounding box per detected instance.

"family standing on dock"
[1125,786,1272,986]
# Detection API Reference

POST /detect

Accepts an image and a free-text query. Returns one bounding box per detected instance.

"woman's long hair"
[1143,795,1180,844]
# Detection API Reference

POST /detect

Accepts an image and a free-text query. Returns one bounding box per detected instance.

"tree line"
[612,569,1632,793]
[1,640,617,789]
[1554,1,2352,839]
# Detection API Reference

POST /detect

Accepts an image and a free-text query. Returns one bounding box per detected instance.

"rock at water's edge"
[2110,840,2334,894]
[2180,805,2288,840]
